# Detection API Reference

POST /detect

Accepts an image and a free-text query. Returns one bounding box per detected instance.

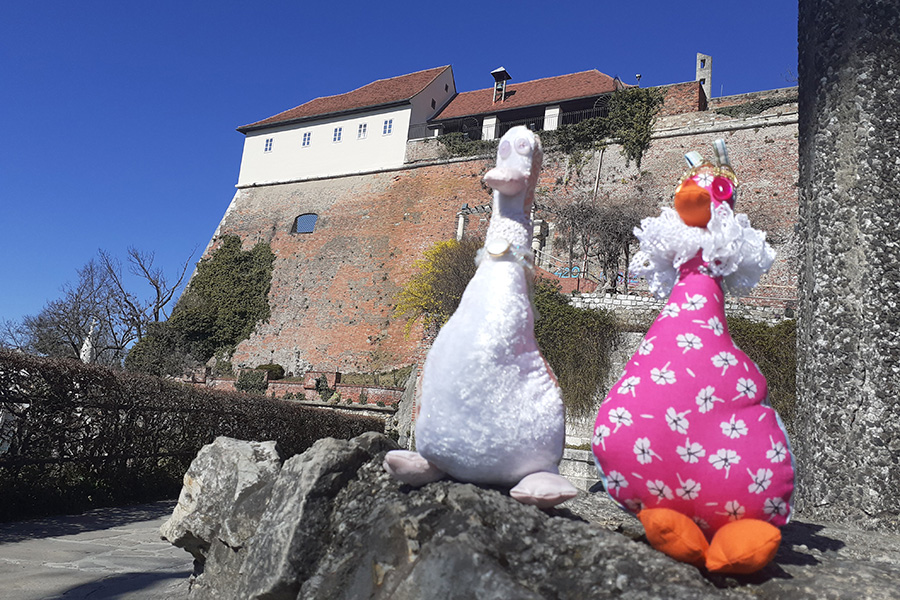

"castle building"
[208,57,798,380]
[235,66,456,185]
[235,65,636,187]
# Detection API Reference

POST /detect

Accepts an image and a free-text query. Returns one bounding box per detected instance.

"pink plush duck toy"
[592,141,794,574]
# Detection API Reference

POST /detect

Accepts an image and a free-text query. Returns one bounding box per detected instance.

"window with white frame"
[357,123,367,139]
[333,127,342,143]
[264,138,273,152]
[302,132,311,147]
[383,119,393,135]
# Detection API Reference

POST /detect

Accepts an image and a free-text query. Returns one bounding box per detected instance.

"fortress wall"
[218,160,492,374]
[210,100,799,375]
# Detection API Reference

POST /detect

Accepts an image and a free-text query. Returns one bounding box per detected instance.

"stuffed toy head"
[592,140,794,574]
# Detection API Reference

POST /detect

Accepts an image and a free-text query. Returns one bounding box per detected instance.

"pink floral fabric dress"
[592,153,794,541]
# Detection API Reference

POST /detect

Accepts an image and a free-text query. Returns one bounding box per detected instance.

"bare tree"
[98,247,194,342]
[2,248,194,365]
[543,190,655,293]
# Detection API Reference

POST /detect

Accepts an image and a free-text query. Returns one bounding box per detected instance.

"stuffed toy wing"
[592,140,794,574]
[384,126,577,509]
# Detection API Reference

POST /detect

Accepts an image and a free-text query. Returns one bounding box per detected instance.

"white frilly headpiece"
[630,202,775,299]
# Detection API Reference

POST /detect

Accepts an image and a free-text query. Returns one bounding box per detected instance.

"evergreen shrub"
[235,369,268,395]
[256,363,285,380]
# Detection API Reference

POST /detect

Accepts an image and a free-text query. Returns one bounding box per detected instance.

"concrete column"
[795,0,900,530]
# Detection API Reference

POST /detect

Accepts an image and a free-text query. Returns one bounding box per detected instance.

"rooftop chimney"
[491,67,512,103]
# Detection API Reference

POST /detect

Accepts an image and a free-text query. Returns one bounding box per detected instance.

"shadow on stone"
[0,500,177,544]
[54,569,191,599]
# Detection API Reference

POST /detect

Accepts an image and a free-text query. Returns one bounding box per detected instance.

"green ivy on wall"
[126,235,275,375]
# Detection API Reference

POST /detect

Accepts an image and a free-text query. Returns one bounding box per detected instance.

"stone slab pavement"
[0,500,193,599]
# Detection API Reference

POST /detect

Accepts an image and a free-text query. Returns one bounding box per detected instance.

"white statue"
[79,317,99,364]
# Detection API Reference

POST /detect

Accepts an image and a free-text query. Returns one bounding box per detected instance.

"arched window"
[291,213,318,234]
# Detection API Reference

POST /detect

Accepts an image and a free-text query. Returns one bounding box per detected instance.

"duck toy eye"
[514,137,531,155]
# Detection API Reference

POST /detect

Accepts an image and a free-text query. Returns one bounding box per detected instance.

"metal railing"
[408,123,437,140]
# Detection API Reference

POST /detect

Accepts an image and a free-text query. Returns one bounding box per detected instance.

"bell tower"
[491,67,512,103]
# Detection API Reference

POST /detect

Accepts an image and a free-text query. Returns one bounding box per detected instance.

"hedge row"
[0,350,383,521]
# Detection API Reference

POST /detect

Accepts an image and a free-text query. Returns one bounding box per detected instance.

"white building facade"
[236,66,455,186]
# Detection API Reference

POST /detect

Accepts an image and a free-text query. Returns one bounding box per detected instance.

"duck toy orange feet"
[592,140,794,574]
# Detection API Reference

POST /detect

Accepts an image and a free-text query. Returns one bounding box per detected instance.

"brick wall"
[571,292,795,330]
[708,87,798,110]
[208,95,799,376]
[183,376,403,406]
[657,81,707,116]
[220,159,494,374]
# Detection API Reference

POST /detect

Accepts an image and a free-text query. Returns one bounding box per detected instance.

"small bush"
[358,389,369,405]
[235,370,268,395]
[315,375,335,402]
[437,132,498,157]
[256,363,285,380]
[533,279,619,418]
[376,400,385,407]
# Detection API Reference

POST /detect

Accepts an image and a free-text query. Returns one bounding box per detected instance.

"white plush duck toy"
[384,126,577,508]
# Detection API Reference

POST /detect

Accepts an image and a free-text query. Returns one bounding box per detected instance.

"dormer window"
[264,138,273,152]
[291,213,318,234]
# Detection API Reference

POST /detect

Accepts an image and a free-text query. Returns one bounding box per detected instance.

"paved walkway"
[0,501,192,599]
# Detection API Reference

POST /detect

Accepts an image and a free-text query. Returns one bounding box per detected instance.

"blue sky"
[0,1,798,324]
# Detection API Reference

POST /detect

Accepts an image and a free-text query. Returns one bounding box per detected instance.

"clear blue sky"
[0,0,798,324]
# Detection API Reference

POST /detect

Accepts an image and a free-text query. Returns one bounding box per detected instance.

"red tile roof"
[433,70,620,121]
[238,66,451,132]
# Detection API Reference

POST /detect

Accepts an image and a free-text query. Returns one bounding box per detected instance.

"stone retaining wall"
[571,291,794,329]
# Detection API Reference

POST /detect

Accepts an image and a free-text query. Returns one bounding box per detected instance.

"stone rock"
[387,365,417,448]
[165,433,900,599]
[160,436,282,564]
[236,432,398,600]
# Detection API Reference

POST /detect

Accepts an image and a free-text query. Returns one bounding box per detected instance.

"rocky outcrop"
[160,436,282,585]
[162,434,900,600]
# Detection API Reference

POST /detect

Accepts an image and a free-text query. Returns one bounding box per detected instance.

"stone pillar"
[795,0,900,530]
